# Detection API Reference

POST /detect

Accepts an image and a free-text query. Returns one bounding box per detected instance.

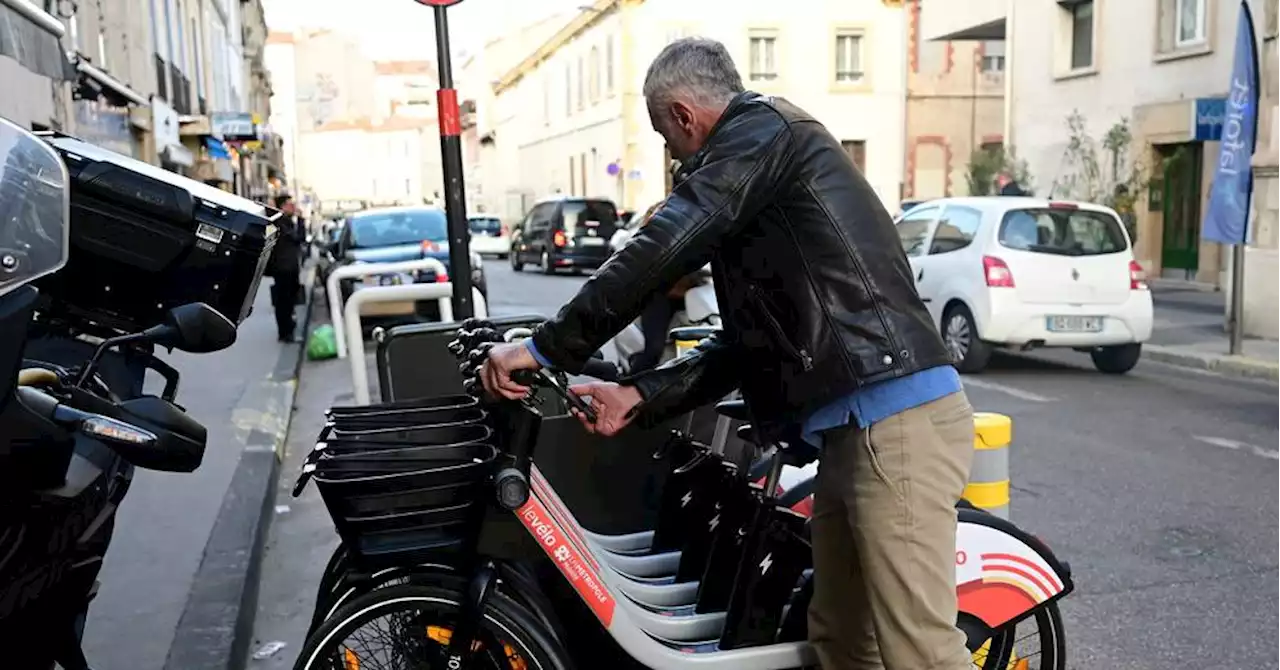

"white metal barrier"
[325,258,450,359]
[343,283,488,406]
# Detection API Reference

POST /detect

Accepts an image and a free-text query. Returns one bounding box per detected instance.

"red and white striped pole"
[415,0,474,319]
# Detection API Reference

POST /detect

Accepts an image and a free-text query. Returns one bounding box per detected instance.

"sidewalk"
[1148,286,1278,381]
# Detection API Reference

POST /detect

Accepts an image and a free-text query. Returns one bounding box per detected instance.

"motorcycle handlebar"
[14,384,158,449]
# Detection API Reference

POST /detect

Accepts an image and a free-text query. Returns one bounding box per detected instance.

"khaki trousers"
[807,391,975,670]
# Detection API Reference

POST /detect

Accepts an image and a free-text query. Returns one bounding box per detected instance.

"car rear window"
[468,217,502,234]
[998,207,1128,256]
[562,200,618,236]
[349,209,448,248]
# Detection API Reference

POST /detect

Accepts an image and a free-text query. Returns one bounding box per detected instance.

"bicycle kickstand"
[445,560,499,667]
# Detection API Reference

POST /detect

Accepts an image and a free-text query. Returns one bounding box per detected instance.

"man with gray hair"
[482,37,974,670]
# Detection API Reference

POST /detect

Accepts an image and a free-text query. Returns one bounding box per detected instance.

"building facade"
[0,1,70,131]
[905,0,1006,201]
[492,0,910,219]
[1246,0,1277,338]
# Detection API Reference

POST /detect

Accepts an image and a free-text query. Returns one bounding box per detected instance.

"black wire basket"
[296,394,499,568]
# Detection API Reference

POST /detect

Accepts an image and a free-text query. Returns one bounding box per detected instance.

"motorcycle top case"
[34,133,280,332]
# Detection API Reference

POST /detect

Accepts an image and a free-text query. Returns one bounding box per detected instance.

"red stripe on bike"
[981,552,1062,592]
[515,492,616,626]
[530,467,602,572]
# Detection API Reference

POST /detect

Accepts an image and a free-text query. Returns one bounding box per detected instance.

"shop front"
[1132,97,1229,287]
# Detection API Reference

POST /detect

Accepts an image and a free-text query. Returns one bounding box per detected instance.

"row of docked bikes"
[289,319,1074,670]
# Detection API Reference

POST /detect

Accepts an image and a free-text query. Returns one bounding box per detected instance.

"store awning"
[0,0,70,79]
[76,58,149,107]
[931,17,1006,41]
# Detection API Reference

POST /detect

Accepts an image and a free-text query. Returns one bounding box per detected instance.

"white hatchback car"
[467,214,511,258]
[895,197,1153,374]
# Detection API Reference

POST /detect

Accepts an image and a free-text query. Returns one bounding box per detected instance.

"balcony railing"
[154,53,169,101]
[169,63,190,114]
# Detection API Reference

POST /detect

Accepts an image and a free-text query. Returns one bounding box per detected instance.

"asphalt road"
[477,260,1279,668]
[245,260,1277,669]
[81,286,290,670]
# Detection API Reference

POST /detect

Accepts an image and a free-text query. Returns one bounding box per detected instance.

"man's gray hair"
[643,37,744,109]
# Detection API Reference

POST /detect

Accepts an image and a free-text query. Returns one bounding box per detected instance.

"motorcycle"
[0,117,257,669]
[608,264,721,375]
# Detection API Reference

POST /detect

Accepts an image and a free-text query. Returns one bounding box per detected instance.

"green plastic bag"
[307,324,338,360]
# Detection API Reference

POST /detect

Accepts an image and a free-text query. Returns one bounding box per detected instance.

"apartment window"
[748,32,778,81]
[564,64,571,115]
[589,46,601,102]
[569,155,576,195]
[980,40,1006,73]
[97,32,108,69]
[1175,0,1207,46]
[404,178,411,196]
[1067,1,1094,70]
[834,31,864,82]
[605,35,615,95]
[577,57,585,110]
[191,18,204,99]
[841,140,866,173]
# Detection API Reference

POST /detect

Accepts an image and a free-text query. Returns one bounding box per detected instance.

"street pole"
[1229,243,1246,354]
[418,0,474,320]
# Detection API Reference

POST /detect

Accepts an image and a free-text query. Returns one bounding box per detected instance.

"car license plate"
[1046,315,1103,332]
[578,237,606,246]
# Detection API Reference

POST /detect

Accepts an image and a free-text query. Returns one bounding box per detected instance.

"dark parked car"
[510,197,619,274]
[330,206,487,322]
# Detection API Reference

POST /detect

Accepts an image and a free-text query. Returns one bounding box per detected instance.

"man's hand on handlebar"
[567,382,643,437]
[480,342,541,400]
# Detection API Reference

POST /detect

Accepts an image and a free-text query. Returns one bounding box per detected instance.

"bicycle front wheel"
[295,584,571,670]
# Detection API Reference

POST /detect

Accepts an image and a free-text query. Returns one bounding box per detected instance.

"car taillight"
[421,240,441,253]
[553,230,567,247]
[1129,260,1147,290]
[983,256,1015,287]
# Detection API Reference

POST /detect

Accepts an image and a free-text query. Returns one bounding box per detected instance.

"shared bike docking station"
[292,320,1076,670]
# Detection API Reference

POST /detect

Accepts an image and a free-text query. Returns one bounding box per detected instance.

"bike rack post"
[325,258,450,359]
[342,282,489,405]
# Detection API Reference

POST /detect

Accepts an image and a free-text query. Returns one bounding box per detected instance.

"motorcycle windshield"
[0,117,69,298]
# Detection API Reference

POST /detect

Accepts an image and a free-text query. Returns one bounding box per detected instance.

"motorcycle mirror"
[152,303,238,354]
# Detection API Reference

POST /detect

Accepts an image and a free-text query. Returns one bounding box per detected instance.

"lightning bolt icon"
[680,491,693,507]
[759,552,773,574]
[708,514,720,531]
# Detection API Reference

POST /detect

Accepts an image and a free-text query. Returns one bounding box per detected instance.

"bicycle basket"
[304,399,498,566]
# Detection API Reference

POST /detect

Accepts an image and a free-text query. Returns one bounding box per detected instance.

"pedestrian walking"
[481,37,976,670]
[267,194,306,342]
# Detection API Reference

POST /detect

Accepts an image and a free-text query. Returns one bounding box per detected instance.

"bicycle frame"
[512,464,1074,669]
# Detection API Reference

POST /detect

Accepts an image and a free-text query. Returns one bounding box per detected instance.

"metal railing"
[153,54,168,101]
[325,258,452,360]
[341,282,489,406]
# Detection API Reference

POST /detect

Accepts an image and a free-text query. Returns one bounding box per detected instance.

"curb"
[1144,344,1279,382]
[164,267,318,670]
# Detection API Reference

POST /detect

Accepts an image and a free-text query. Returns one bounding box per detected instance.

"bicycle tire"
[294,584,573,670]
[309,562,568,647]
[980,600,1066,670]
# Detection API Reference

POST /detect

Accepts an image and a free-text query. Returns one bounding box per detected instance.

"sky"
[262,0,584,60]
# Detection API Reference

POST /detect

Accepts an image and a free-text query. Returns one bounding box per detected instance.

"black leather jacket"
[530,92,951,432]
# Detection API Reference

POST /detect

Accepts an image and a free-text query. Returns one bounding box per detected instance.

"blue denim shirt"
[525,340,961,446]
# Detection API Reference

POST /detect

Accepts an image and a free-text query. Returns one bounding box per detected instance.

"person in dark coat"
[996,172,1029,196]
[268,194,306,342]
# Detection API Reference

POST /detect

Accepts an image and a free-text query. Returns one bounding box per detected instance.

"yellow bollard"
[965,413,1011,519]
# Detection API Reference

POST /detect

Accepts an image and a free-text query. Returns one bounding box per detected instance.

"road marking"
[961,376,1055,402]
[1192,435,1280,460]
